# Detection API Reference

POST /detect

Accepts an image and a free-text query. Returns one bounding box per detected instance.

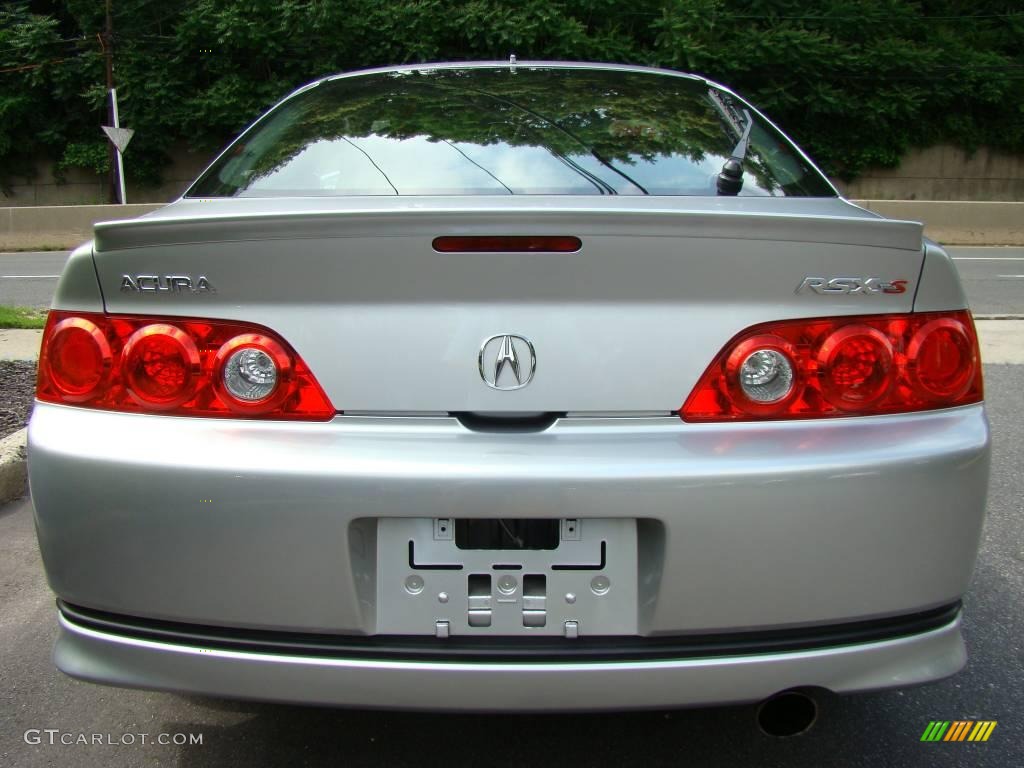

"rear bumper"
[29,402,990,636]
[55,605,966,711]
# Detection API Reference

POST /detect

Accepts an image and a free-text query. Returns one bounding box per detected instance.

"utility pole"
[104,0,117,203]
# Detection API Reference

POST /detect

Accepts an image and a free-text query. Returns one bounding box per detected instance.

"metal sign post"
[102,88,134,204]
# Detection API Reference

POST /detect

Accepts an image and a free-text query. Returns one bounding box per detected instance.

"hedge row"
[1,0,1022,190]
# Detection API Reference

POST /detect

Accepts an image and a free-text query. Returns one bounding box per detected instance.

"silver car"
[29,62,989,721]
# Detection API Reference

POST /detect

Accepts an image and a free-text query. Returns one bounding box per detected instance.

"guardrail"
[2,200,1022,251]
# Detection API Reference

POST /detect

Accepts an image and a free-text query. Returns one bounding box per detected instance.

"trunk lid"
[92,197,923,413]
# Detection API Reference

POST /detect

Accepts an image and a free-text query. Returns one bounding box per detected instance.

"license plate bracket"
[376,518,638,637]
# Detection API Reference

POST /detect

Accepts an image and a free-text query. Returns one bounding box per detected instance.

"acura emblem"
[479,334,536,390]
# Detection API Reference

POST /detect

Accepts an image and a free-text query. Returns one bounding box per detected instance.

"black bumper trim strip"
[57,600,961,663]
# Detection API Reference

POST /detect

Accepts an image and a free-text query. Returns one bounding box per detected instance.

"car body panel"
[30,402,988,634]
[913,239,970,312]
[28,61,990,710]
[53,611,965,711]
[51,241,104,311]
[90,200,923,413]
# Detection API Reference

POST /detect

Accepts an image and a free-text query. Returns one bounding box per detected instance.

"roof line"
[319,60,707,87]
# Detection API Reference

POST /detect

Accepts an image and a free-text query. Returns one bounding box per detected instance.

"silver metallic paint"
[54,611,966,711]
[50,242,104,312]
[89,209,924,413]
[29,61,990,708]
[96,198,921,252]
[913,239,970,312]
[30,402,988,634]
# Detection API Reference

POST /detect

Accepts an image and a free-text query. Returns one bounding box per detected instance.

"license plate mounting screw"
[434,518,453,540]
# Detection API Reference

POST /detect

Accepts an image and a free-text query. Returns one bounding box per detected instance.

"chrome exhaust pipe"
[757,691,818,737]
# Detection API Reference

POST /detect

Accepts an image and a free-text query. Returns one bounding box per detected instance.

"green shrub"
[1,0,1022,190]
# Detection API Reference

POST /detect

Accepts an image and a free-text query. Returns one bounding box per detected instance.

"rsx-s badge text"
[120,274,215,293]
[797,276,908,295]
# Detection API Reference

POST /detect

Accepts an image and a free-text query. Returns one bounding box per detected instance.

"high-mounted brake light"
[681,310,982,422]
[432,235,581,253]
[37,312,334,420]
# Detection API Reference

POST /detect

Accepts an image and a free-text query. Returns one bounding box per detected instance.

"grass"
[0,305,47,329]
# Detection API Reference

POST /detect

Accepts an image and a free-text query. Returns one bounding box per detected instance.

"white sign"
[102,125,134,154]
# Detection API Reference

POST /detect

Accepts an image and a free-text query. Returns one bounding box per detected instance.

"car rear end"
[28,63,989,712]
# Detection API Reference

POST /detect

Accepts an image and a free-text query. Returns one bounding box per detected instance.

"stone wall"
[835,145,1024,201]
[1,143,215,206]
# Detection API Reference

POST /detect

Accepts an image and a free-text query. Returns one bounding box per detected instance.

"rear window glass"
[188,67,835,198]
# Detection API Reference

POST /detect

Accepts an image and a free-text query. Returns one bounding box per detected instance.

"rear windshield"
[188,67,835,198]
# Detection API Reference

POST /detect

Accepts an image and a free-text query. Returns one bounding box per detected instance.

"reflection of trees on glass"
[191,68,834,198]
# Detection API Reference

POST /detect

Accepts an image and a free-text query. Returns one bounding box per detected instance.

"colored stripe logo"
[921,721,997,742]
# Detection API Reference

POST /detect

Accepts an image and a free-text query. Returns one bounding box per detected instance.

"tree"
[1,0,1022,193]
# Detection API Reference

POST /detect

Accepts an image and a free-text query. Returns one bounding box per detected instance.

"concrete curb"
[0,428,28,505]
[975,320,1024,365]
[0,329,43,361]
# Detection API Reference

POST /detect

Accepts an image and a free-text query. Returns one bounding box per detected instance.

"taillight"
[681,310,982,422]
[212,334,293,414]
[45,317,112,402]
[816,325,894,410]
[725,335,799,415]
[121,324,201,409]
[906,317,976,401]
[37,312,335,420]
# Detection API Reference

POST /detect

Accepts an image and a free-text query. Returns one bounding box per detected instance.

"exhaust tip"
[757,691,818,738]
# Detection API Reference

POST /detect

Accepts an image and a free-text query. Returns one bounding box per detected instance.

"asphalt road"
[0,251,66,309]
[2,247,1024,314]
[951,248,1024,316]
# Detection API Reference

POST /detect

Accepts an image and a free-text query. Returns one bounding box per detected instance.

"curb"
[0,329,43,362]
[0,427,28,505]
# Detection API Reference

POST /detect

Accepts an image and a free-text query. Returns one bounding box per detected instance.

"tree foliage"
[1,0,1022,192]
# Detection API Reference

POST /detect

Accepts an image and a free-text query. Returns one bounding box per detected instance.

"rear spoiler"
[93,201,923,253]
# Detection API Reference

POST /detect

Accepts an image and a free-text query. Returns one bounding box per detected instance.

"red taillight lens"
[817,325,894,411]
[45,317,112,402]
[37,313,335,420]
[122,324,201,409]
[907,318,976,401]
[681,310,982,422]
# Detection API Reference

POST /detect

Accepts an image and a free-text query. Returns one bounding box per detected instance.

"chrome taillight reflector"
[681,310,983,422]
[37,312,334,420]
